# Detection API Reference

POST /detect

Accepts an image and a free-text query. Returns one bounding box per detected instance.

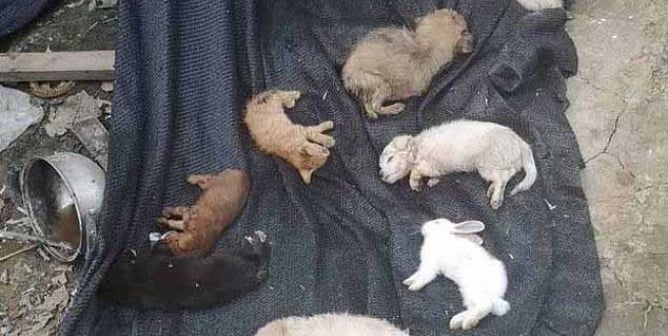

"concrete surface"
[566,0,668,335]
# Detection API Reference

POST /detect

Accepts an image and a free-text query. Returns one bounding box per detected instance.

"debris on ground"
[70,117,109,170]
[43,90,100,137]
[0,269,8,284]
[88,0,117,11]
[0,1,115,335]
[0,264,73,336]
[66,0,86,9]
[100,81,113,93]
[0,185,10,223]
[98,99,112,116]
[38,89,110,168]
[0,86,44,153]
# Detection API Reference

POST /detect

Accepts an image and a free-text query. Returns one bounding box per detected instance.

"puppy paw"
[243,231,270,258]
[320,120,334,130]
[254,230,268,243]
[364,103,379,119]
[379,102,405,115]
[320,136,336,148]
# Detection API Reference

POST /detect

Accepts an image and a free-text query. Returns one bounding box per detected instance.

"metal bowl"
[20,152,105,262]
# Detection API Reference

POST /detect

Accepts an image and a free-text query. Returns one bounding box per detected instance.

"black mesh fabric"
[59,0,604,335]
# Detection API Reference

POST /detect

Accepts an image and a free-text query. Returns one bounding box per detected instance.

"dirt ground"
[566,0,668,334]
[0,1,115,334]
[0,0,666,335]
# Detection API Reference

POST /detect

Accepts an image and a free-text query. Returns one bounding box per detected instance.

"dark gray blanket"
[59,0,604,335]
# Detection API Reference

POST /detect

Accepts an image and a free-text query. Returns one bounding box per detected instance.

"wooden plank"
[0,51,115,82]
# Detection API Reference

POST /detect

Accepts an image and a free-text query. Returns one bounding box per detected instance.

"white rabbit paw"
[449,311,480,330]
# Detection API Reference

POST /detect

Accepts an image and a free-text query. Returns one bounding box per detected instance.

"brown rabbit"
[244,90,335,184]
[158,169,250,256]
[342,9,473,119]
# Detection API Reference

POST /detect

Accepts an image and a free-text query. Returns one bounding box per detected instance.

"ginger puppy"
[245,90,335,184]
[158,169,250,256]
[342,9,473,119]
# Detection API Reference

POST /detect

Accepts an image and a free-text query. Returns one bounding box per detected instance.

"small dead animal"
[244,90,335,184]
[97,231,270,310]
[342,9,473,118]
[158,169,250,256]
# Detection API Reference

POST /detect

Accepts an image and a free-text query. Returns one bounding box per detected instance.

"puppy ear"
[456,31,474,54]
[451,220,485,234]
[392,135,414,151]
[298,168,314,184]
[455,233,483,245]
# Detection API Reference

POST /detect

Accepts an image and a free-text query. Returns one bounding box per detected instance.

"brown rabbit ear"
[298,168,315,184]
[456,31,474,54]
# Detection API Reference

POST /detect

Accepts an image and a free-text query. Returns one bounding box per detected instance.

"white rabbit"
[403,218,510,330]
[379,119,537,209]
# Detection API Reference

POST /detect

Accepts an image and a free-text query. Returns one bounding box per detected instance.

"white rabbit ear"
[392,135,413,151]
[455,233,483,245]
[451,220,485,234]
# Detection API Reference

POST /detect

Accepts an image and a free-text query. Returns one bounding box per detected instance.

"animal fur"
[342,9,473,119]
[404,218,510,330]
[158,169,250,256]
[515,0,563,11]
[97,231,270,311]
[255,313,409,336]
[245,90,335,184]
[379,119,537,209]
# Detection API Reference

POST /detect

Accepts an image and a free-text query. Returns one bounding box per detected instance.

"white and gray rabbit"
[403,218,510,330]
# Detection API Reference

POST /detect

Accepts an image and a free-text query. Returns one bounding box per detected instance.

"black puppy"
[97,231,270,310]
